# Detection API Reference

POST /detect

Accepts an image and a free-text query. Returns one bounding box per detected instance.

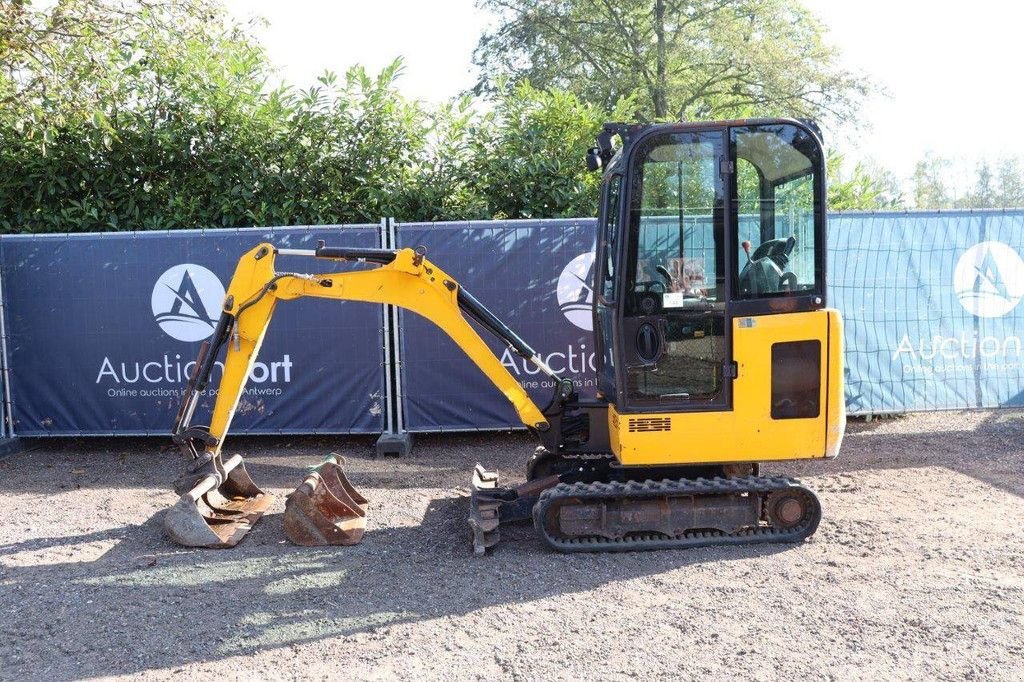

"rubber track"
[532,475,821,553]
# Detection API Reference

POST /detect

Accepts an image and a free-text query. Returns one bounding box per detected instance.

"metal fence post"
[0,237,31,458]
[379,218,396,436]
[0,240,10,440]
[374,217,413,456]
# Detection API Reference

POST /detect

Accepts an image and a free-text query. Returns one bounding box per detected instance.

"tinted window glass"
[732,124,823,299]
[601,175,621,301]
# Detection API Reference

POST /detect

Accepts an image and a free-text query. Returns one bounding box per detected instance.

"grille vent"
[628,417,672,433]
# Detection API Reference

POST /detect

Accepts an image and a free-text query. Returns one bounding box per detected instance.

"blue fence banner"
[0,226,387,436]
[830,210,1024,413]
[392,211,1024,430]
[396,220,598,431]
[1,210,1022,437]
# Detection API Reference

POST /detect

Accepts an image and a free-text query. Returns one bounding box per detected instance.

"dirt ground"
[0,410,1022,681]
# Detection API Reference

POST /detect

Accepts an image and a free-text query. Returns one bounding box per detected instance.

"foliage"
[461,83,635,220]
[910,153,953,210]
[473,0,871,122]
[1,0,219,138]
[2,0,976,233]
[3,0,277,230]
[386,83,629,222]
[0,1,634,232]
[988,158,1024,208]
[827,154,904,211]
[0,0,441,231]
[908,155,1024,210]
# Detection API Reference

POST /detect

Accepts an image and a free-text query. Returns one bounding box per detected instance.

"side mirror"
[586,147,603,173]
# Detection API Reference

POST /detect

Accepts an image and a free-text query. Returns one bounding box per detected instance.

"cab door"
[616,129,731,412]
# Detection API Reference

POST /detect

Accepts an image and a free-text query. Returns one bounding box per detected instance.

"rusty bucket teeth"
[469,464,502,556]
[283,454,368,547]
[164,454,273,548]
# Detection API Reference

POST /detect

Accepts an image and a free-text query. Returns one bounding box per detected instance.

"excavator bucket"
[164,454,273,548]
[283,454,369,546]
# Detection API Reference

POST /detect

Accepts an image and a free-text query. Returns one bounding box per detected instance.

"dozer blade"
[469,464,502,555]
[164,454,273,548]
[283,454,368,546]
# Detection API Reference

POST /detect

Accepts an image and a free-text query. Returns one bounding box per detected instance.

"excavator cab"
[589,120,843,468]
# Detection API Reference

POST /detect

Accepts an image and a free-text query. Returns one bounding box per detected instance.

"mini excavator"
[168,118,845,553]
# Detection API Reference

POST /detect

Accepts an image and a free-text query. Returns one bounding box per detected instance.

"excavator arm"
[173,241,574,477]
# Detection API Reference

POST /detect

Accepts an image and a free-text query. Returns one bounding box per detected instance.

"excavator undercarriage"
[470,458,821,554]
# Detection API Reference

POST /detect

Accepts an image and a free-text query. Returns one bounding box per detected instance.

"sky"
[802,0,1024,188]
[226,1,489,101]
[226,0,1024,189]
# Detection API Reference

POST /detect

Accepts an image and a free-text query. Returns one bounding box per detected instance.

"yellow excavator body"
[610,309,845,466]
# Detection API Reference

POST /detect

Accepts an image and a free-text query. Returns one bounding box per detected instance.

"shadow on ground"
[0,492,791,679]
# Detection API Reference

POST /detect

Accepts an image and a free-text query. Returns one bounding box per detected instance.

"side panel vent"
[628,417,672,433]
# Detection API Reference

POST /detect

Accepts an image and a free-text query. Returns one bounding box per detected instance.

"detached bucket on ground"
[164,454,273,548]
[283,454,368,546]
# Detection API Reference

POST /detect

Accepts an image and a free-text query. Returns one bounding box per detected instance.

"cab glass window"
[627,135,725,313]
[732,124,823,299]
[622,131,727,405]
[600,175,622,301]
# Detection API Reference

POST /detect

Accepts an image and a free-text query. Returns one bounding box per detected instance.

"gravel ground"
[0,410,1022,681]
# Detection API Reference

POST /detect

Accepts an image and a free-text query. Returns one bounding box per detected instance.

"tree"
[911,154,953,210]
[911,155,1024,210]
[827,154,904,211]
[995,157,1024,208]
[473,0,871,123]
[961,160,996,209]
[0,0,233,142]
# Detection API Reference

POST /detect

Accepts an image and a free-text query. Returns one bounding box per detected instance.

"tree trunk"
[652,0,668,118]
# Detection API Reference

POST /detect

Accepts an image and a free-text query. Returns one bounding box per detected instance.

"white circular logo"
[954,242,1024,318]
[151,264,225,341]
[557,252,595,331]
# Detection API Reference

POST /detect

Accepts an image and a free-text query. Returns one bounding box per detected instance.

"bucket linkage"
[166,332,273,548]
[164,453,273,548]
